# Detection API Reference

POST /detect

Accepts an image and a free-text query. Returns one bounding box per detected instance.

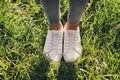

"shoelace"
[51,31,62,51]
[65,31,78,51]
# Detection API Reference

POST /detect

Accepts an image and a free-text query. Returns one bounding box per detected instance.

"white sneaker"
[63,28,82,62]
[43,29,63,61]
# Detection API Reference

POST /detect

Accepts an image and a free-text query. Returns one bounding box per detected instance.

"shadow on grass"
[30,55,50,80]
[57,60,78,80]
[30,57,78,80]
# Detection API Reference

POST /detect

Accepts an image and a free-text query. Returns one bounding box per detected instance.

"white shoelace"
[65,31,78,51]
[50,31,62,51]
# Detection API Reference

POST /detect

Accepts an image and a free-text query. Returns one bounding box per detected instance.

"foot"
[63,27,82,62]
[43,28,63,62]
[65,21,79,30]
[50,22,62,30]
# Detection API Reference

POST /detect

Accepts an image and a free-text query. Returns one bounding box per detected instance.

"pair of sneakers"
[43,25,82,62]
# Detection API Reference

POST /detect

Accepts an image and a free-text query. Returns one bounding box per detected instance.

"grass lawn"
[0,0,120,80]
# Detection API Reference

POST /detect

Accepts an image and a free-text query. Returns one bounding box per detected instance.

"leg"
[66,0,89,30]
[63,0,89,62]
[40,0,62,30]
[41,0,63,61]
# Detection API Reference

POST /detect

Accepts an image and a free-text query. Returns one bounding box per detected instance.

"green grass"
[0,0,120,80]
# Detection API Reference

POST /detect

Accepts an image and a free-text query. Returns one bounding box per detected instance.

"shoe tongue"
[66,30,79,34]
[49,28,63,32]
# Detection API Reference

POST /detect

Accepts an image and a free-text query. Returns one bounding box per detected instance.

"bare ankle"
[66,21,79,30]
[50,22,62,30]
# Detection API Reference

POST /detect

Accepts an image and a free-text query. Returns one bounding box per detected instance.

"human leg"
[64,0,88,62]
[66,0,89,30]
[41,0,63,61]
[40,0,62,30]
